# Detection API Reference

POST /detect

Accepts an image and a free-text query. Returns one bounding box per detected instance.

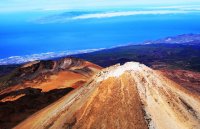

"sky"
[0,0,200,64]
[0,0,200,12]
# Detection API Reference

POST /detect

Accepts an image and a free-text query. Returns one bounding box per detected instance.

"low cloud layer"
[0,48,105,65]
[36,8,198,23]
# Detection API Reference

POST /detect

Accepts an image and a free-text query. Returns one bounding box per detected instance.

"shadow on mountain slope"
[0,87,73,129]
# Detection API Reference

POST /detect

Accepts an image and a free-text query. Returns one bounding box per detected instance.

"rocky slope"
[160,69,200,95]
[14,62,200,129]
[0,57,102,129]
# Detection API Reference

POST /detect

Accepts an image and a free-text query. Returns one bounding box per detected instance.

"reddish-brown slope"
[0,57,102,101]
[70,74,148,129]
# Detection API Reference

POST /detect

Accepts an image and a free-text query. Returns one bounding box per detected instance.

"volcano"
[14,62,200,129]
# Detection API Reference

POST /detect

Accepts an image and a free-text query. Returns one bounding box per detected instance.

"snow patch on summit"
[96,62,150,82]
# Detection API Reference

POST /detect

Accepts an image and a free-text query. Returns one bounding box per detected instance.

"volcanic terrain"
[14,62,200,129]
[0,58,102,129]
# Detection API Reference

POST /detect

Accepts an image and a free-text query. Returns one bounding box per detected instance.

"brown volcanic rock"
[159,69,200,94]
[14,62,200,129]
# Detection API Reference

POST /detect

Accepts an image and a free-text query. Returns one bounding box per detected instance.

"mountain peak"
[95,62,149,82]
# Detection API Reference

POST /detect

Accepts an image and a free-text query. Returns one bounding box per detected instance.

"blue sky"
[0,0,200,12]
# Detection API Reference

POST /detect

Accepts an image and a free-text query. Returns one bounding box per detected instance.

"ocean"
[1,11,200,59]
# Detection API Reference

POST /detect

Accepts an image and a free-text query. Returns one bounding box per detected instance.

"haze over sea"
[1,6,200,60]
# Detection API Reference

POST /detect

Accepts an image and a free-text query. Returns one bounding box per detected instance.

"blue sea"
[1,10,200,59]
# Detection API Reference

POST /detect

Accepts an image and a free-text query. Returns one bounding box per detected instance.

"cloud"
[0,48,105,65]
[72,10,188,20]
[36,10,191,23]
